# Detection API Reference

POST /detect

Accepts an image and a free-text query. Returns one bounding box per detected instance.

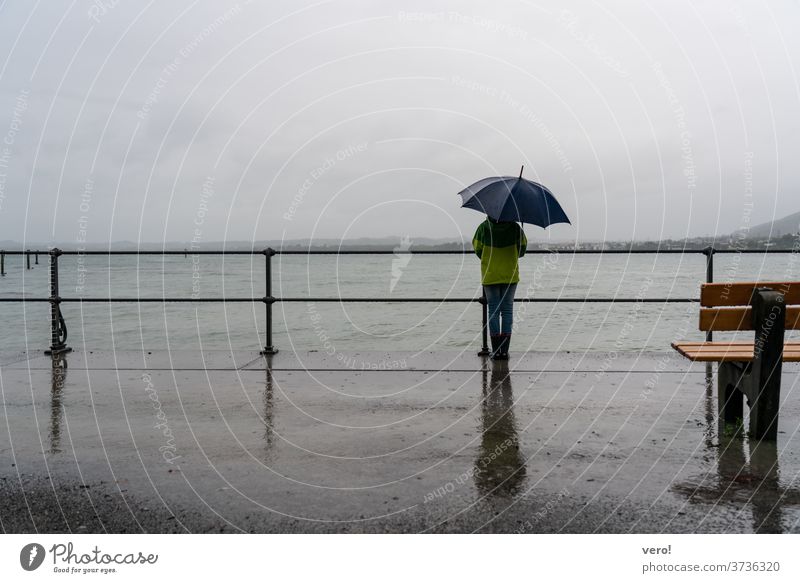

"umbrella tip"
[519,165,524,179]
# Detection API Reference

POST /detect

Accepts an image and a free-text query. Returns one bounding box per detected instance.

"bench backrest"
[700,282,800,331]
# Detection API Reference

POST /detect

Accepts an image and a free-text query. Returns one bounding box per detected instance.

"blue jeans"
[484,283,517,336]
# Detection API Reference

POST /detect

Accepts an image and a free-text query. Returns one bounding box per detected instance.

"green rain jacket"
[472,219,527,285]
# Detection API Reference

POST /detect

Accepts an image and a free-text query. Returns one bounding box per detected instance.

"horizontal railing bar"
[63,298,260,302]
[0,248,797,255]
[0,298,259,302]
[0,298,52,302]
[0,297,699,303]
[277,250,479,254]
[281,297,698,302]
[84,250,257,255]
[275,249,796,255]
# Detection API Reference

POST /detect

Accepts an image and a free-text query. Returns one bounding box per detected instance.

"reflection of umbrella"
[458,166,571,228]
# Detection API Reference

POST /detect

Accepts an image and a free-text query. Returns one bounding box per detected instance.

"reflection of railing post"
[703,246,715,342]
[478,289,490,356]
[45,248,71,355]
[260,247,278,355]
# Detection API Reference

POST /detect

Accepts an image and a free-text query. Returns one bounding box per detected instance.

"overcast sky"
[0,0,798,245]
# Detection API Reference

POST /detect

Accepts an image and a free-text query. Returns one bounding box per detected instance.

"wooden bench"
[672,282,800,440]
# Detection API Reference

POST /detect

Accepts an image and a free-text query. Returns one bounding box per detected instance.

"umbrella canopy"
[458,168,571,228]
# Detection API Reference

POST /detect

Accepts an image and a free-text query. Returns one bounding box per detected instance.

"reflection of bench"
[672,282,800,440]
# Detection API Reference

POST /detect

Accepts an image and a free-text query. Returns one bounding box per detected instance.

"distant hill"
[740,211,800,239]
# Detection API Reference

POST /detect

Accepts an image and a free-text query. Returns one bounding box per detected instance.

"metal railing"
[0,247,796,356]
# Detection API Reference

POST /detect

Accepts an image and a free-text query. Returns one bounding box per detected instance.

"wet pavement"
[1,349,800,533]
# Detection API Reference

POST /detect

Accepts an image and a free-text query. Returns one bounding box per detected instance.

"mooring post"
[45,248,71,355]
[260,247,278,355]
[478,289,490,356]
[703,246,715,342]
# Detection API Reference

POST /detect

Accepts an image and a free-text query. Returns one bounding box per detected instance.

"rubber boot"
[490,335,502,360]
[497,334,511,360]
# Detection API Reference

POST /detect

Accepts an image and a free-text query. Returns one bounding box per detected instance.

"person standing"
[472,217,527,360]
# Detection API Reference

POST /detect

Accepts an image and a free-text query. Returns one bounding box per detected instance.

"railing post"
[35,251,39,265]
[45,248,71,355]
[260,247,278,355]
[478,289,490,356]
[703,246,715,342]
[1,250,4,276]
[26,249,31,269]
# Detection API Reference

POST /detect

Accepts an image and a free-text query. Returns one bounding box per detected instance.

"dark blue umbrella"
[458,167,571,228]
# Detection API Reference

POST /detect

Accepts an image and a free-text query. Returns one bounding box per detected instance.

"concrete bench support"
[716,288,785,440]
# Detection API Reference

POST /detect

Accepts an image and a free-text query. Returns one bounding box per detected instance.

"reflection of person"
[474,362,526,497]
[472,217,527,360]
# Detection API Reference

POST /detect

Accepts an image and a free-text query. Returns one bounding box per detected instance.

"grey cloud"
[0,0,798,245]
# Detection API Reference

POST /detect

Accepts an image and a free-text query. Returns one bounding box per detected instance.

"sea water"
[0,251,798,353]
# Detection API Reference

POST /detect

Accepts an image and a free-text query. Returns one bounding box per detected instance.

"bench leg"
[718,362,745,437]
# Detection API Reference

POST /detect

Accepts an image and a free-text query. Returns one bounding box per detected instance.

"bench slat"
[671,341,800,362]
[680,347,800,356]
[673,341,763,347]
[699,306,800,331]
[701,281,800,307]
